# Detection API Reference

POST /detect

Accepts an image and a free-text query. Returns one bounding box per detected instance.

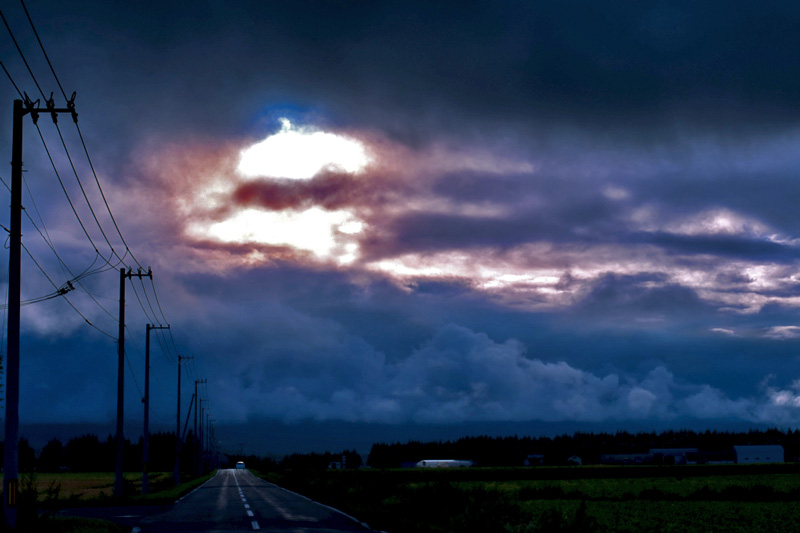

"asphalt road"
[133,469,378,532]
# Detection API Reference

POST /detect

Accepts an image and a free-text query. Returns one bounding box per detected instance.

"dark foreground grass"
[261,464,800,533]
[0,471,216,532]
[12,516,128,533]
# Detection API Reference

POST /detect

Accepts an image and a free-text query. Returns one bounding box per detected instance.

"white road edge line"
[175,470,222,503]
[257,474,374,531]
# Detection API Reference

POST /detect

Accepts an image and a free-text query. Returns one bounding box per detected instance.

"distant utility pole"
[199,398,206,473]
[143,323,169,495]
[174,355,192,485]
[182,391,195,443]
[205,407,211,468]
[208,417,216,468]
[194,378,206,475]
[5,96,76,529]
[116,268,152,499]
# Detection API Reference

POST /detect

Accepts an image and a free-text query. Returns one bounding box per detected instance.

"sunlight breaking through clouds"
[180,118,372,263]
[188,207,364,262]
[155,117,800,318]
[237,118,370,180]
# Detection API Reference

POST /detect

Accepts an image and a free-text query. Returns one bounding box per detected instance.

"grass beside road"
[0,471,215,504]
[260,464,800,533]
[0,471,216,532]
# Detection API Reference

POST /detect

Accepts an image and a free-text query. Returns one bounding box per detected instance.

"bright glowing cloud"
[672,209,771,237]
[764,326,800,339]
[187,207,363,260]
[237,118,370,180]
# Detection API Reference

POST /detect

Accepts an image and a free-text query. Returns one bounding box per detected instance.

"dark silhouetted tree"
[38,438,64,472]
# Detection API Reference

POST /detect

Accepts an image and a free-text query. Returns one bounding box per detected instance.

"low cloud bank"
[212,323,800,426]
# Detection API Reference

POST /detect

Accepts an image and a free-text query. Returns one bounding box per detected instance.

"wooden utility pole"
[194,378,206,475]
[5,97,77,528]
[116,268,151,499]
[174,354,191,485]
[143,323,169,495]
[4,98,24,529]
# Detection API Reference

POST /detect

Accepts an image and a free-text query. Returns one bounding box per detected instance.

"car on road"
[236,461,245,469]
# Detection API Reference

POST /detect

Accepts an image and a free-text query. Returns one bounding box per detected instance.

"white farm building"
[733,445,784,464]
[416,459,474,468]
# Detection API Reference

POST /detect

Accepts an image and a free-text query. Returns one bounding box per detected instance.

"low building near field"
[685,450,735,464]
[524,454,545,466]
[733,445,784,464]
[649,448,698,465]
[599,453,652,465]
[416,459,474,468]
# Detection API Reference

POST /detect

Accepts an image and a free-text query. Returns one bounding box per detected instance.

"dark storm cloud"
[643,232,800,262]
[7,0,800,447]
[633,167,800,235]
[35,0,800,147]
[231,170,404,211]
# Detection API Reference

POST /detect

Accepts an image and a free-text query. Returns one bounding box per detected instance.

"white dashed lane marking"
[234,470,261,530]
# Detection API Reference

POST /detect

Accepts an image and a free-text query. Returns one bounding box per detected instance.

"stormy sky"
[3,1,800,454]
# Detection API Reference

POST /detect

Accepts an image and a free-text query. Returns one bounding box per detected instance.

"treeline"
[367,428,800,468]
[0,432,202,473]
[280,450,363,471]
[239,450,364,472]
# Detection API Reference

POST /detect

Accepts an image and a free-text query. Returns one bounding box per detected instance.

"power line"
[154,327,177,365]
[16,0,144,270]
[0,60,24,98]
[129,278,158,326]
[149,276,171,324]
[0,7,46,100]
[19,0,67,102]
[3,3,210,443]
[18,241,116,338]
[138,276,163,326]
[18,242,75,304]
[53,119,132,268]
[32,120,118,269]
[74,122,145,271]
[2,173,120,322]
[124,347,143,400]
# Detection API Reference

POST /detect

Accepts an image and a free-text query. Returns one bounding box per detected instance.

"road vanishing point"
[132,468,378,532]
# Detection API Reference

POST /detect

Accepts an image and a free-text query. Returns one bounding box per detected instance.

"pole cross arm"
[22,92,77,124]
[125,267,153,279]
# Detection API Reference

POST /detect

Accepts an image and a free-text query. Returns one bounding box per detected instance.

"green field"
[0,471,214,532]
[262,464,800,533]
[0,471,199,502]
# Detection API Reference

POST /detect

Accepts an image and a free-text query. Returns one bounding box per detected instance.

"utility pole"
[5,96,76,529]
[194,378,205,475]
[209,417,216,467]
[174,355,191,485]
[181,392,195,443]
[205,409,211,464]
[143,323,169,495]
[116,267,152,499]
[199,399,206,473]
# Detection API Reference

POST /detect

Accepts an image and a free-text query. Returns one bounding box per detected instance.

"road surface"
[135,468,378,532]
